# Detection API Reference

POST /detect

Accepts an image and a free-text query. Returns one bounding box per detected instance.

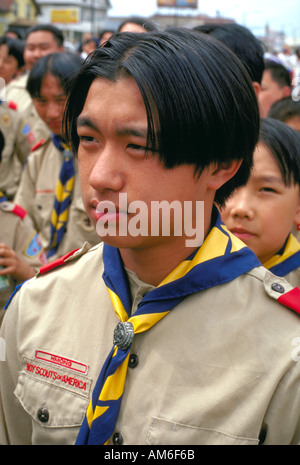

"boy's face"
[0,44,20,84]
[76,76,233,251]
[24,31,63,71]
[258,69,291,117]
[221,143,300,264]
[33,73,66,136]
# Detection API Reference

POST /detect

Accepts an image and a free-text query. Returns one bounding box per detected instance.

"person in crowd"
[0,128,46,323]
[0,99,31,199]
[0,36,25,89]
[5,25,65,152]
[4,29,23,40]
[14,51,99,261]
[80,37,98,59]
[194,23,265,97]
[98,29,115,45]
[118,15,159,33]
[268,96,300,132]
[258,60,292,117]
[221,118,300,287]
[5,24,64,109]
[1,29,300,446]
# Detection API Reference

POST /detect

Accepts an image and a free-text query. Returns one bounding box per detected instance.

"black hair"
[117,16,160,32]
[25,24,64,48]
[268,97,300,121]
[260,118,300,186]
[27,52,83,98]
[193,23,265,84]
[5,28,23,40]
[264,60,292,88]
[0,129,4,162]
[0,36,25,68]
[64,28,260,206]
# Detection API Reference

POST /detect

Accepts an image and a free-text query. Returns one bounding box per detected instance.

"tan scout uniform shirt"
[1,242,300,445]
[0,102,31,199]
[5,73,51,152]
[14,137,100,260]
[5,74,31,112]
[0,201,46,320]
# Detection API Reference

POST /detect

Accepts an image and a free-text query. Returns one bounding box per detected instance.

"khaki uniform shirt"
[5,74,31,112]
[5,73,50,149]
[0,102,31,199]
[1,242,300,445]
[14,137,100,260]
[0,201,46,318]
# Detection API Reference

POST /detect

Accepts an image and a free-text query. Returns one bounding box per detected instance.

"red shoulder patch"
[8,101,17,110]
[39,249,80,275]
[12,204,27,219]
[278,287,300,316]
[31,139,46,152]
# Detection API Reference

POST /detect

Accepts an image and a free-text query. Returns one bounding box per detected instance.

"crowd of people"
[0,15,300,446]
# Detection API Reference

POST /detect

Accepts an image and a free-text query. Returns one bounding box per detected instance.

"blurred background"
[0,0,299,55]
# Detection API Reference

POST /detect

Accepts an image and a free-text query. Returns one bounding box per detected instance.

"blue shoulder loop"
[4,281,27,310]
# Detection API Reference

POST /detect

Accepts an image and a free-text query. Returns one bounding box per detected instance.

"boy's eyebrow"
[76,116,148,138]
[76,116,98,131]
[254,175,283,184]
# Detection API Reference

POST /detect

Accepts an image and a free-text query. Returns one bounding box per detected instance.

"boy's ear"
[207,160,242,191]
[293,196,300,228]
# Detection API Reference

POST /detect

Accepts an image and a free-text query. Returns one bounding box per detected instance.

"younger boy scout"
[0,129,46,321]
[0,100,31,198]
[1,29,300,446]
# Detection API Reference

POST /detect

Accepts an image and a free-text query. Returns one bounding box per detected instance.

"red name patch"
[26,362,87,391]
[35,350,88,374]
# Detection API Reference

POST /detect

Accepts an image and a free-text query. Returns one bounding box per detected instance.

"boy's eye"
[260,187,277,193]
[127,144,147,151]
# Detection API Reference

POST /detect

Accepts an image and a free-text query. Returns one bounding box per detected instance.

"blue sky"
[108,0,300,42]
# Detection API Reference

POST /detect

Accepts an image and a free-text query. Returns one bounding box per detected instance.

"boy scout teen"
[0,129,46,322]
[1,29,300,446]
[14,52,99,261]
[221,118,300,288]
[0,100,31,199]
[5,25,65,152]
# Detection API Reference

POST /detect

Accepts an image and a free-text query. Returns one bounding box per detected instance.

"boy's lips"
[229,227,255,240]
[90,200,128,222]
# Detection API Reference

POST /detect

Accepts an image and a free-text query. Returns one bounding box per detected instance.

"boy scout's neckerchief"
[263,233,300,277]
[0,191,7,202]
[75,210,260,445]
[47,135,75,258]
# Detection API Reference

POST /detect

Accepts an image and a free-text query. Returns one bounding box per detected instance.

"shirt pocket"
[146,417,259,445]
[14,358,91,435]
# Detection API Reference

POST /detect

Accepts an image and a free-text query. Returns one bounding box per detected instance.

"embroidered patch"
[24,233,43,258]
[35,350,88,374]
[23,355,91,398]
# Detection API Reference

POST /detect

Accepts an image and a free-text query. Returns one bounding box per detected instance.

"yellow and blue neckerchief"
[47,135,75,259]
[263,233,300,277]
[75,210,260,445]
[0,191,7,203]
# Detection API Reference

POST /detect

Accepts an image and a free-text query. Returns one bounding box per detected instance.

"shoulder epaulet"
[31,138,46,152]
[277,287,300,316]
[38,242,92,276]
[11,204,27,219]
[39,249,80,275]
[8,101,17,110]
[0,201,27,219]
[264,271,300,316]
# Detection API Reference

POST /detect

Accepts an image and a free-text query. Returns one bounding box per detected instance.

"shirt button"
[37,407,49,423]
[128,353,139,368]
[271,283,285,294]
[112,432,123,445]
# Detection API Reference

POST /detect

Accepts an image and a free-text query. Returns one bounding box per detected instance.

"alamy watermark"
[95,193,204,247]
